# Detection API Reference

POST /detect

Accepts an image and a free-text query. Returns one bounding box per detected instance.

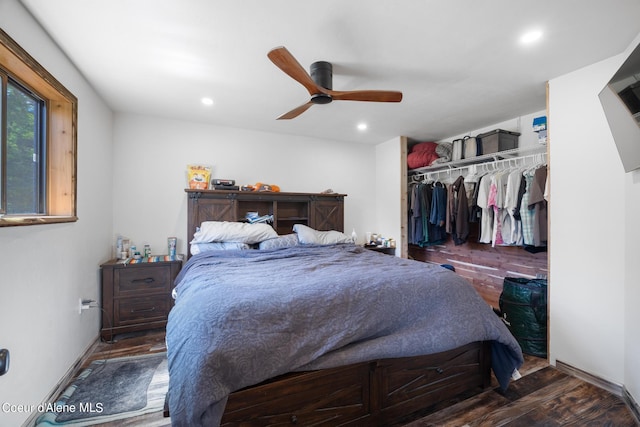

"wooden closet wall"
[408,226,547,309]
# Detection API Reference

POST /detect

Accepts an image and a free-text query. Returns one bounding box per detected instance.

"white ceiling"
[20,0,640,144]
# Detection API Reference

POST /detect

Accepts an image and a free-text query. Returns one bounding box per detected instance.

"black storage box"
[477,129,520,154]
[499,277,547,358]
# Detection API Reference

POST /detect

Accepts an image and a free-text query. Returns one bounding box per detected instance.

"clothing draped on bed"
[166,244,523,426]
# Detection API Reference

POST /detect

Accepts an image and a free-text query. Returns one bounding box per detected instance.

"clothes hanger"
[465,164,478,182]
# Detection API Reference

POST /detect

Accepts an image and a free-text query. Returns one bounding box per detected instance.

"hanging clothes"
[528,165,548,247]
[520,171,536,246]
[408,150,547,250]
[476,174,494,244]
[450,175,469,245]
[420,183,432,245]
[445,183,453,234]
[429,183,447,244]
[408,183,421,245]
[408,182,429,246]
[488,170,509,247]
[467,172,485,225]
[409,182,449,247]
[502,168,525,245]
[513,172,527,221]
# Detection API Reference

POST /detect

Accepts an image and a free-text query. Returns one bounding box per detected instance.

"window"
[0,29,77,226]
[3,78,47,215]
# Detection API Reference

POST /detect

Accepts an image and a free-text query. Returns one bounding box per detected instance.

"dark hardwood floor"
[403,363,638,427]
[81,330,638,427]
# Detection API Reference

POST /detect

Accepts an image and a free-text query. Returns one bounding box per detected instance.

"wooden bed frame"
[220,341,491,426]
[169,190,494,425]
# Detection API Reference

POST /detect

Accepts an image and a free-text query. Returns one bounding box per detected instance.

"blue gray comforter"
[166,244,523,426]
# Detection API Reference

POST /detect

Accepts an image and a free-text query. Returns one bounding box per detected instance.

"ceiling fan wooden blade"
[329,89,403,102]
[276,101,314,120]
[268,46,327,96]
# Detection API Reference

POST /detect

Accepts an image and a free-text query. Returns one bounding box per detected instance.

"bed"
[166,191,522,426]
[166,233,523,426]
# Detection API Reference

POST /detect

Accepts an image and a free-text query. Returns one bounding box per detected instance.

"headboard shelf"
[186,189,346,257]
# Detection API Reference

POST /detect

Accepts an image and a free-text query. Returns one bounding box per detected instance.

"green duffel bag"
[499,277,548,358]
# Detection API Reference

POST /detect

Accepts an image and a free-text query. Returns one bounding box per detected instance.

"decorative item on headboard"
[187,164,212,190]
[241,182,281,192]
[212,179,239,191]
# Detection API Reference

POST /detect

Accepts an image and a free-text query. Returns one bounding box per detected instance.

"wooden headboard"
[185,189,346,257]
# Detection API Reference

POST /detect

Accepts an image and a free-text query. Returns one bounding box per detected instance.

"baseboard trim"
[623,386,640,424]
[21,335,101,427]
[555,360,623,396]
[555,360,640,424]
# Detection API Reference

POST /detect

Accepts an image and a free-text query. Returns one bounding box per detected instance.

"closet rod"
[410,151,546,183]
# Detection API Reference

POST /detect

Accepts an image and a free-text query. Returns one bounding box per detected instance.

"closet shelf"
[408,145,547,176]
[409,145,547,183]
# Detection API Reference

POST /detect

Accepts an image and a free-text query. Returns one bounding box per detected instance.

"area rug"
[35,352,168,426]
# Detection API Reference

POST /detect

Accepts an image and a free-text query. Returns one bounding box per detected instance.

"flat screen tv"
[599,41,640,172]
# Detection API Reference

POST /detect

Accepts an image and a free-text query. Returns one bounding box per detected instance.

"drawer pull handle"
[290,415,298,424]
[132,277,155,284]
[131,307,156,313]
[436,367,444,374]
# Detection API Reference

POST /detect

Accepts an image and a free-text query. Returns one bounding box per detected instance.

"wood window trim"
[0,29,77,227]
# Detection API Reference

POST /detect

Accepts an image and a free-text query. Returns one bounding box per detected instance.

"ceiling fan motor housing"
[310,61,333,104]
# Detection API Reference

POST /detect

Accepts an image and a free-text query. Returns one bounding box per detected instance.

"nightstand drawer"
[115,296,170,325]
[114,266,171,296]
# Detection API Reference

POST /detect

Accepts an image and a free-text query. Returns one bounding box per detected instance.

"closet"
[406,145,548,309]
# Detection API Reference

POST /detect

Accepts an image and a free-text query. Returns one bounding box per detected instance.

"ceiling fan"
[267,46,403,120]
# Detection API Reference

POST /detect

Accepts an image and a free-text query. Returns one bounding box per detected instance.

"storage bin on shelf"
[477,129,520,155]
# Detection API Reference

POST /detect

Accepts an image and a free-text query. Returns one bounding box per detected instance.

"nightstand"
[364,245,396,256]
[100,257,182,341]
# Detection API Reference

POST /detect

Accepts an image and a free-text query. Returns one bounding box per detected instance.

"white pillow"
[190,242,253,255]
[191,221,278,244]
[258,234,300,250]
[293,224,353,245]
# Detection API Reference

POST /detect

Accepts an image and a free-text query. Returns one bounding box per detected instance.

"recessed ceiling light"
[520,29,543,45]
[357,123,368,131]
[201,97,214,106]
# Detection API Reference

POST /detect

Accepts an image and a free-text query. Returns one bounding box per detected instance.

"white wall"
[112,113,378,255]
[375,137,404,255]
[0,2,114,426]
[548,39,638,402]
[627,168,640,404]
[622,36,640,410]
